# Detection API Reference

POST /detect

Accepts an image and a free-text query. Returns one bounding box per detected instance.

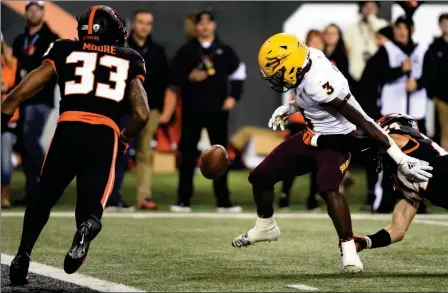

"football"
[200,145,229,180]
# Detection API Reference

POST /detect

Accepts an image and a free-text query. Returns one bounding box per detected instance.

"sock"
[367,229,391,249]
[341,239,358,257]
[255,216,275,228]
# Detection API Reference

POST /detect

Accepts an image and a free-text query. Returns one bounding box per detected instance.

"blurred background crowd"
[1,1,448,214]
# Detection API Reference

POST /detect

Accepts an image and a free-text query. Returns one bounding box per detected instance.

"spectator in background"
[107,9,170,211]
[12,1,59,205]
[323,24,351,83]
[170,11,244,213]
[305,29,324,51]
[370,16,435,214]
[344,1,388,82]
[1,34,20,208]
[430,13,448,150]
[377,16,435,134]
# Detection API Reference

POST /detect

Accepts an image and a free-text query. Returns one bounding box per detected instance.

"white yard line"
[286,284,320,291]
[1,254,143,292]
[2,211,448,221]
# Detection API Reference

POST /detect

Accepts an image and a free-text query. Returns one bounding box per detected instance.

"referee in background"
[170,11,245,213]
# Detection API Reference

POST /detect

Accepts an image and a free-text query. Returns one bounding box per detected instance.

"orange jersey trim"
[402,135,420,154]
[58,111,120,134]
[101,132,118,208]
[88,5,100,35]
[137,74,145,82]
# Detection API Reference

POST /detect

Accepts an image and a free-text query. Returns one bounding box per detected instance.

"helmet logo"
[93,24,100,33]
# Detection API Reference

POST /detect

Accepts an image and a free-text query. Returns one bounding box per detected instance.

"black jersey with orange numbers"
[42,39,146,127]
[382,122,448,205]
[383,122,447,163]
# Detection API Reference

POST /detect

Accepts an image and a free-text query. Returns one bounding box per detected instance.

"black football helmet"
[377,113,419,131]
[77,5,127,47]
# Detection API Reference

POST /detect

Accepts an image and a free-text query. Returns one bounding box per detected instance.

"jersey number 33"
[65,52,129,102]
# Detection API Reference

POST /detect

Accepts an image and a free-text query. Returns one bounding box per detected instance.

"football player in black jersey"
[302,113,448,251]
[1,6,149,285]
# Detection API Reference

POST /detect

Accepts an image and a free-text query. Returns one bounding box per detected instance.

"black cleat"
[9,253,31,286]
[64,221,92,274]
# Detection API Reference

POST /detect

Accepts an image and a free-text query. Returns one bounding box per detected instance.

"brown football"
[200,145,229,180]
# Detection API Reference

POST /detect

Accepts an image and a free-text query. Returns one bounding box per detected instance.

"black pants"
[177,110,231,207]
[18,122,117,253]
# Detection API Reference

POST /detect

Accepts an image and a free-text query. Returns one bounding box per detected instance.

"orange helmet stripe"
[88,5,101,35]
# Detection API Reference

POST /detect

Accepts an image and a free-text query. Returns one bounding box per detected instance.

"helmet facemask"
[261,57,312,93]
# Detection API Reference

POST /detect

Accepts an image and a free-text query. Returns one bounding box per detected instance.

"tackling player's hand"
[338,234,369,253]
[398,155,433,183]
[268,103,295,131]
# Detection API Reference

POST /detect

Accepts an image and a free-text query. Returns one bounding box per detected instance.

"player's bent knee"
[248,166,273,189]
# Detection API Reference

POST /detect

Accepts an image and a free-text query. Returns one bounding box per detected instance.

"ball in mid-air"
[200,145,229,180]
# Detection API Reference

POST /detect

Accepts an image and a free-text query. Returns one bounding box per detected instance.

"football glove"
[397,154,433,183]
[268,102,297,131]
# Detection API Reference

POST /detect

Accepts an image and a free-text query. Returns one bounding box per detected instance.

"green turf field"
[2,215,448,292]
[2,170,448,292]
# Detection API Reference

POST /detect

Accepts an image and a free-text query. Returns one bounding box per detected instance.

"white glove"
[268,103,296,131]
[386,144,433,182]
[397,154,433,183]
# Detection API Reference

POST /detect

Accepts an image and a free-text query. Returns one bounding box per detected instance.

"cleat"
[64,221,93,274]
[232,219,280,248]
[216,206,243,213]
[9,253,30,286]
[340,239,364,274]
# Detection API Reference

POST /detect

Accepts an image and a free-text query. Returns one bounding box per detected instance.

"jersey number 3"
[65,52,129,102]
[322,81,334,95]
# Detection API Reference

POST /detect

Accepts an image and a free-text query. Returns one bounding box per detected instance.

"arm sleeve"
[376,46,406,84]
[229,62,246,101]
[41,40,63,74]
[170,46,191,88]
[225,46,240,75]
[317,134,375,152]
[416,50,436,95]
[159,47,170,91]
[130,54,146,82]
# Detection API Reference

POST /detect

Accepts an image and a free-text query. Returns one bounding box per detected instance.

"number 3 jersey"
[42,39,146,132]
[292,48,356,135]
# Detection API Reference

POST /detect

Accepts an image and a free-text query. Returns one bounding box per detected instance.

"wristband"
[310,133,320,147]
[386,144,405,164]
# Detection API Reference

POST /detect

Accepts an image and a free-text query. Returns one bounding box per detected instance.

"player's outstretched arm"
[325,96,432,182]
[1,62,55,128]
[356,199,418,251]
[121,78,150,140]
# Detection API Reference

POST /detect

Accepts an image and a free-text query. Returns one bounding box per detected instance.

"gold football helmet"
[258,33,311,93]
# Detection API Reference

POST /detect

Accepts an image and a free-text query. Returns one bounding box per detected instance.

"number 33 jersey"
[292,48,356,135]
[42,39,146,129]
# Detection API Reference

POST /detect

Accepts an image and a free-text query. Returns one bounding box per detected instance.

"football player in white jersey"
[231,33,433,273]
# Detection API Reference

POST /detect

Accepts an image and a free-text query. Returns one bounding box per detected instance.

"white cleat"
[216,206,243,213]
[341,239,364,273]
[232,217,280,247]
[169,205,192,213]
